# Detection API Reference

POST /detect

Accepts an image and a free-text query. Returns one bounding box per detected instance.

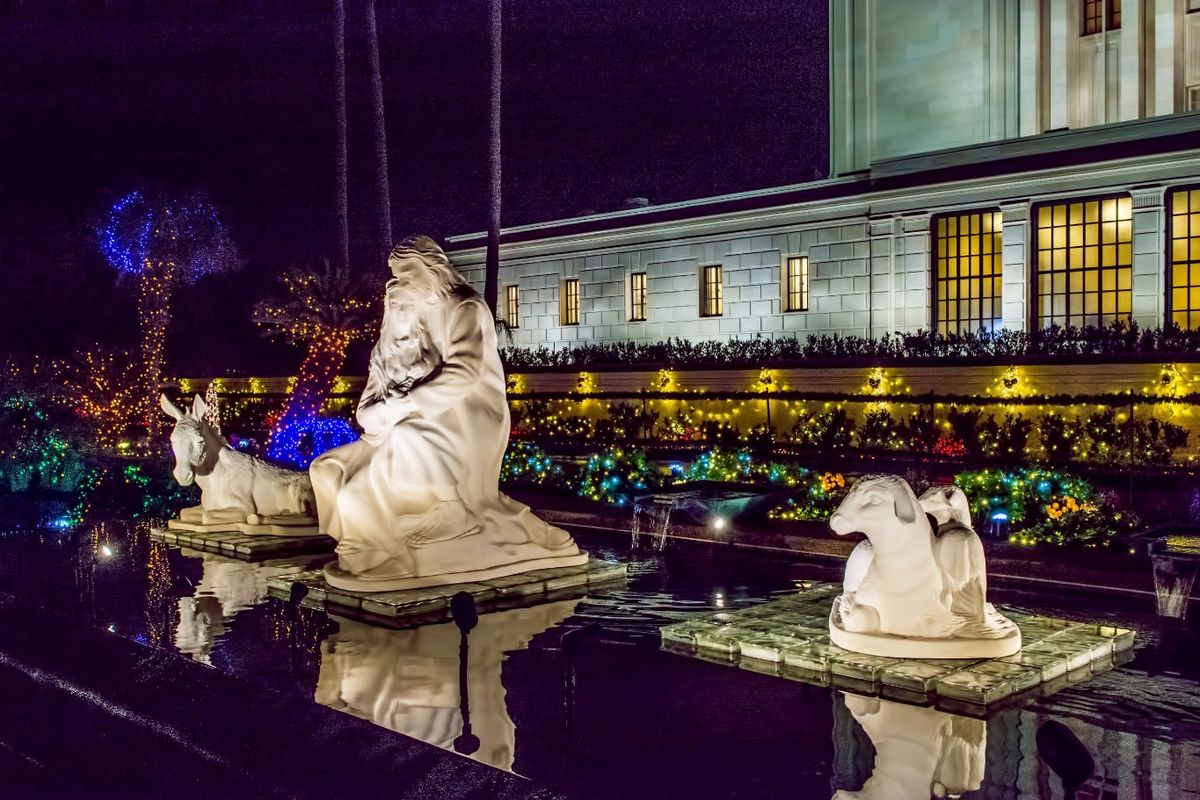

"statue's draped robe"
[311,286,575,578]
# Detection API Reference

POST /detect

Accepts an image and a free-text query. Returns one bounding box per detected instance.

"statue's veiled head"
[386,235,467,301]
[376,236,462,374]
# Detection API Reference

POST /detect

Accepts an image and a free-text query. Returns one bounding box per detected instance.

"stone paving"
[660,582,1135,714]
[266,558,627,627]
[151,527,335,560]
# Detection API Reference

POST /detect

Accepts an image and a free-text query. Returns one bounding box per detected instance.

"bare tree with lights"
[97,190,241,440]
[253,262,377,460]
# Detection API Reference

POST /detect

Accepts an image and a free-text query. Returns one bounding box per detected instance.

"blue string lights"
[269,416,359,468]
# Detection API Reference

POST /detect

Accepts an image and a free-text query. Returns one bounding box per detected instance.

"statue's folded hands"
[356,392,417,445]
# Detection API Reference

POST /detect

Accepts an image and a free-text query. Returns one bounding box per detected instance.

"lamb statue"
[828,475,1020,658]
[161,394,318,535]
[833,692,986,800]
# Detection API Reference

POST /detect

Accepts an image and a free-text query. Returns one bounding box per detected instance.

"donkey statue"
[828,474,1019,658]
[161,394,317,534]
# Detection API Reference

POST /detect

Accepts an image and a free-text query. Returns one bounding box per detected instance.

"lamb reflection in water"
[833,692,985,800]
[174,550,300,663]
[315,600,578,772]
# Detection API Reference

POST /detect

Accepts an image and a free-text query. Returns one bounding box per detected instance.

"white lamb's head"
[829,475,923,547]
[919,485,973,530]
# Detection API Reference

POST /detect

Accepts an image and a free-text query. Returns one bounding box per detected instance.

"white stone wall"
[465,213,952,350]
[483,222,898,350]
[830,0,1190,176]
[450,152,1200,350]
[870,1,990,162]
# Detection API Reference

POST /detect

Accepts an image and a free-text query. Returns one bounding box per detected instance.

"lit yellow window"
[700,265,722,317]
[1169,187,1200,329]
[630,272,648,321]
[1033,196,1131,330]
[560,279,579,325]
[504,285,520,328]
[784,256,809,312]
[932,211,1003,335]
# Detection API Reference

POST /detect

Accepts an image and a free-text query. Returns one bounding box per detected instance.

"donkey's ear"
[192,394,208,419]
[893,489,919,525]
[160,393,183,421]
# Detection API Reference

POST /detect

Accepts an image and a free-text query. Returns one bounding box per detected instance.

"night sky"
[0,0,827,374]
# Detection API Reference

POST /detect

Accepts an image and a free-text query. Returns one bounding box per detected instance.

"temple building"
[447,0,1200,348]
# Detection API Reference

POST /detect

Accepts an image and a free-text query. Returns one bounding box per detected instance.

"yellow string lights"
[252,263,376,458]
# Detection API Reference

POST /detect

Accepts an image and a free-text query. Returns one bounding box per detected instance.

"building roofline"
[446,113,1200,254]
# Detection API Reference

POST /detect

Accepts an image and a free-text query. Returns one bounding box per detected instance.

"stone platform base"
[267,557,626,627]
[166,518,320,536]
[323,549,591,592]
[152,527,335,560]
[660,582,1135,714]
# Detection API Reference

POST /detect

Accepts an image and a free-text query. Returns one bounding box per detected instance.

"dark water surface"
[0,517,1197,799]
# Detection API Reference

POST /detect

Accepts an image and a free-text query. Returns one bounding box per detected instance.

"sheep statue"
[828,475,1020,658]
[832,692,986,800]
[161,394,318,535]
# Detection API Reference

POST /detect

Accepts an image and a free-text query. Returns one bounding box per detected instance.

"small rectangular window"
[700,265,723,317]
[504,285,520,328]
[783,256,809,312]
[560,279,579,325]
[629,272,648,321]
[1082,0,1102,34]
[1082,0,1119,33]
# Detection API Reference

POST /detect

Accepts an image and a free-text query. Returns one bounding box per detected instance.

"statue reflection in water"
[832,692,986,800]
[173,550,302,664]
[315,600,578,772]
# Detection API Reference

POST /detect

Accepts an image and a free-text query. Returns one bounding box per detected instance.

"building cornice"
[448,148,1200,267]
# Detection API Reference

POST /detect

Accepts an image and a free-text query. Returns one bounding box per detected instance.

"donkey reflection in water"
[161,393,314,528]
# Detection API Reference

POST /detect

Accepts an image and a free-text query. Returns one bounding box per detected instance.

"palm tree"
[253,262,377,455]
[97,190,240,439]
[483,0,503,318]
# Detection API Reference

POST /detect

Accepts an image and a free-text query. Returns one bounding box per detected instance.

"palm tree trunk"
[277,331,351,424]
[138,259,174,441]
[365,0,392,264]
[266,331,351,463]
[333,0,349,273]
[483,0,502,317]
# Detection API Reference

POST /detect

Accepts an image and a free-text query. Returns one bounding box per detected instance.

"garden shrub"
[576,447,660,505]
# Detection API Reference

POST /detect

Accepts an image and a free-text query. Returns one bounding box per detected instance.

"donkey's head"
[160,394,216,486]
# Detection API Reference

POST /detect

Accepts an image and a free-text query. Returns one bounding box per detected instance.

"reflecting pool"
[0,518,1197,798]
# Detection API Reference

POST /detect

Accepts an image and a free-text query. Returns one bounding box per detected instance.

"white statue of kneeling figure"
[828,475,1020,658]
[310,235,587,592]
